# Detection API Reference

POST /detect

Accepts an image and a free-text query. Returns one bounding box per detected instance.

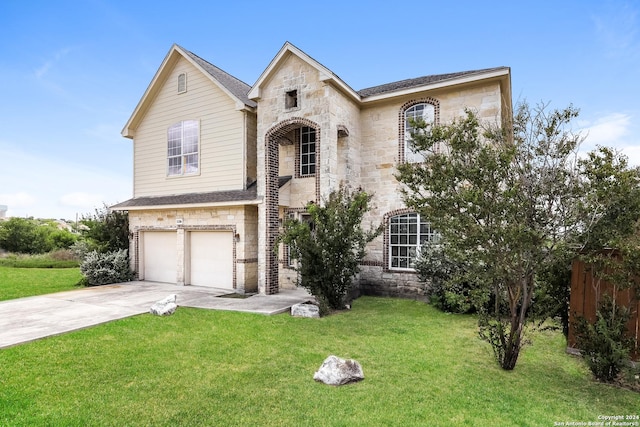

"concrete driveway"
[0,281,313,349]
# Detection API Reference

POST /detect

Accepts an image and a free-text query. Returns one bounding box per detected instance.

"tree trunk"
[501,317,523,370]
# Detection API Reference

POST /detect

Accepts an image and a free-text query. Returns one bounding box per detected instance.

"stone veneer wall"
[255,51,504,297]
[256,54,362,294]
[128,205,258,292]
[355,82,504,298]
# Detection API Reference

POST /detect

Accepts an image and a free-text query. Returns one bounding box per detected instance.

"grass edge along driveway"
[0,266,82,302]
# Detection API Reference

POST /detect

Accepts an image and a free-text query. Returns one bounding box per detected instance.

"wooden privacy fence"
[568,256,639,360]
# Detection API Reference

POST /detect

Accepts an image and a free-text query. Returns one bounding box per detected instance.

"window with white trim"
[404,102,435,163]
[167,120,199,176]
[389,213,439,270]
[300,126,316,176]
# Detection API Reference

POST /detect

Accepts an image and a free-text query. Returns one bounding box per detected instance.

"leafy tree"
[278,187,382,311]
[574,148,640,376]
[577,147,640,303]
[0,217,76,254]
[396,102,585,370]
[80,205,130,253]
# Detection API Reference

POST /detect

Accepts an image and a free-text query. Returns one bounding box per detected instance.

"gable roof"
[247,41,361,102]
[180,47,256,109]
[122,44,255,138]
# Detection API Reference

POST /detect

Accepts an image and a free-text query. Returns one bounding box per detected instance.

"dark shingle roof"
[180,46,257,108]
[357,67,508,98]
[111,179,295,210]
[111,185,258,209]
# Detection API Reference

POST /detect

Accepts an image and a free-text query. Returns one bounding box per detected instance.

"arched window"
[167,120,199,176]
[402,101,437,163]
[389,212,439,270]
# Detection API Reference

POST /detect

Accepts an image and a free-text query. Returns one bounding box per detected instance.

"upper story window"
[300,126,316,176]
[177,73,187,93]
[167,120,199,176]
[403,101,438,163]
[389,213,439,270]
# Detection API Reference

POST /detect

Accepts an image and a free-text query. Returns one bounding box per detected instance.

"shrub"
[574,296,634,382]
[0,218,78,254]
[46,228,78,250]
[80,205,130,253]
[532,251,572,337]
[416,243,486,314]
[69,240,96,261]
[278,187,381,311]
[80,249,135,286]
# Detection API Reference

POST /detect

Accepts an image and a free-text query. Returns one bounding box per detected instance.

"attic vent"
[285,89,298,109]
[177,73,187,93]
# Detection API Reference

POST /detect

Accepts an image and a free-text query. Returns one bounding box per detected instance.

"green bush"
[416,244,485,314]
[278,187,381,310]
[80,205,130,253]
[0,218,77,254]
[533,252,572,337]
[80,249,135,286]
[574,296,634,382]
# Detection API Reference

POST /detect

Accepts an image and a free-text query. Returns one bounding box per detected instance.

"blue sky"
[1,0,638,220]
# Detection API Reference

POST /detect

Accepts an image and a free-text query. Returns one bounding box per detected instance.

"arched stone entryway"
[262,117,320,294]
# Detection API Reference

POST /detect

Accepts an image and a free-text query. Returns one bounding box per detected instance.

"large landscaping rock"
[150,294,177,316]
[291,302,320,318]
[313,355,364,386]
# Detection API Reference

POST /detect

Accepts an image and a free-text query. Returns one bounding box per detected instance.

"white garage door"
[142,231,177,283]
[189,231,233,289]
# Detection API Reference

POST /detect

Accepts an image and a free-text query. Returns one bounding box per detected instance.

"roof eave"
[111,198,262,211]
[361,68,511,103]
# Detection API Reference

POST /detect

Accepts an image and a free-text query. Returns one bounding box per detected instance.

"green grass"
[0,297,637,426]
[0,266,82,301]
[0,253,80,269]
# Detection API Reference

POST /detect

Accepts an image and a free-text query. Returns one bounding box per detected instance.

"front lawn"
[0,266,82,301]
[0,297,637,426]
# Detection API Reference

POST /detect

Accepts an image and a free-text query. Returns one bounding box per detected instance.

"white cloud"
[580,113,630,148]
[59,192,105,208]
[0,141,131,220]
[579,112,640,166]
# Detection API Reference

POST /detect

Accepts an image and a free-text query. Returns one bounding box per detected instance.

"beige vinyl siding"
[133,57,246,197]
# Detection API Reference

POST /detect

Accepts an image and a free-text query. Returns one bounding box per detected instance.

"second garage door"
[189,231,233,289]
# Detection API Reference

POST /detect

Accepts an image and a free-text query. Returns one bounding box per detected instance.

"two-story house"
[112,42,511,298]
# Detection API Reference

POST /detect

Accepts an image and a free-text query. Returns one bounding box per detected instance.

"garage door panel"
[190,231,233,288]
[143,231,177,283]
